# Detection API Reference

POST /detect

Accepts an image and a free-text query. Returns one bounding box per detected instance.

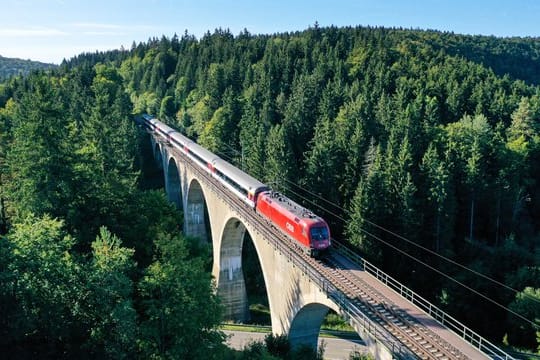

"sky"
[1,0,539,64]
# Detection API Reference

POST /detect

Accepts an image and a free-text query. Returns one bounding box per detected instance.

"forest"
[0,25,539,358]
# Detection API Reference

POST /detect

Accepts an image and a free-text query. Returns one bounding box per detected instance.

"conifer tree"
[6,76,75,220]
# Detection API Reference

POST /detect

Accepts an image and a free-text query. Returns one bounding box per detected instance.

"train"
[140,114,331,257]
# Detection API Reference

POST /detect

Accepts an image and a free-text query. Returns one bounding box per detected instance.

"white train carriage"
[212,158,269,208]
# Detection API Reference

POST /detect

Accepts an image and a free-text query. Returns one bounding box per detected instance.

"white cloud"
[70,22,122,30]
[1,42,131,64]
[0,27,67,37]
[68,22,156,34]
[82,31,127,36]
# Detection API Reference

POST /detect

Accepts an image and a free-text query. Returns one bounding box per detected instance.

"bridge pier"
[185,180,209,242]
[218,219,250,322]
[166,160,182,209]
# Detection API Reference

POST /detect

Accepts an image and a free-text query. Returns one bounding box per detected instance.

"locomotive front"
[304,218,331,257]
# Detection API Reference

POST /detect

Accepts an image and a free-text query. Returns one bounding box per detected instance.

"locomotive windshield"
[310,226,329,241]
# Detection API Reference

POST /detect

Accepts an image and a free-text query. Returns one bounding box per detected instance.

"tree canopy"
[1,25,540,355]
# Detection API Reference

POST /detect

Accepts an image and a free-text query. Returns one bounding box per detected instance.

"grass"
[321,311,355,332]
[248,303,271,325]
[220,322,360,340]
[220,323,271,333]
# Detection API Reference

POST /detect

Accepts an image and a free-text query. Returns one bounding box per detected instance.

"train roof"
[154,120,176,135]
[169,131,193,147]
[145,115,269,195]
[260,191,327,225]
[212,158,269,194]
[186,141,220,163]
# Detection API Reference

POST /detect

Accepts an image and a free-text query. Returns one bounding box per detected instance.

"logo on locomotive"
[286,222,294,233]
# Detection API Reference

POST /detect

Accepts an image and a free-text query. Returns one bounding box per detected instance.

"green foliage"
[186,93,213,137]
[420,143,454,251]
[507,97,540,143]
[0,215,82,355]
[0,98,15,232]
[347,142,385,261]
[69,63,140,245]
[159,95,176,121]
[265,124,294,187]
[349,351,374,360]
[6,76,75,220]
[238,341,279,360]
[264,333,290,358]
[507,287,540,349]
[84,227,137,358]
[238,335,324,360]
[0,63,226,358]
[321,311,354,331]
[199,87,241,154]
[138,232,225,359]
[0,215,139,358]
[291,343,325,360]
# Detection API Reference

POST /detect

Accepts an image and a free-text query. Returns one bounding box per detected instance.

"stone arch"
[166,157,182,210]
[218,217,250,322]
[185,179,210,243]
[288,302,331,349]
[217,217,272,324]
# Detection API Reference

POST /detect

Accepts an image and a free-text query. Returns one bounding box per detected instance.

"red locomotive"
[257,191,331,257]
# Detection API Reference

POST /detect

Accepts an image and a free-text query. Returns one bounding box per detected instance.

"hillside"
[0,55,56,81]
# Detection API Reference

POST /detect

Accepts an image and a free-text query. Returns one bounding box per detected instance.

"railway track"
[317,254,468,360]
[157,134,472,360]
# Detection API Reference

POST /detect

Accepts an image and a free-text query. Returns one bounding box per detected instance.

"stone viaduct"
[146,129,512,360]
[149,134,397,359]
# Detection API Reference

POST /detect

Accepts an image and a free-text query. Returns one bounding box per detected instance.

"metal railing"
[332,240,516,360]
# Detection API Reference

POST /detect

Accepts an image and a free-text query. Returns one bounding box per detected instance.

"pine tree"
[421,143,453,251]
[6,76,75,220]
[0,99,15,232]
[347,143,386,262]
[73,64,138,242]
[239,89,266,177]
[265,124,294,189]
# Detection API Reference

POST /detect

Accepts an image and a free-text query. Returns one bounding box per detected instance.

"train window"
[189,151,206,166]
[310,227,329,241]
[217,170,248,197]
